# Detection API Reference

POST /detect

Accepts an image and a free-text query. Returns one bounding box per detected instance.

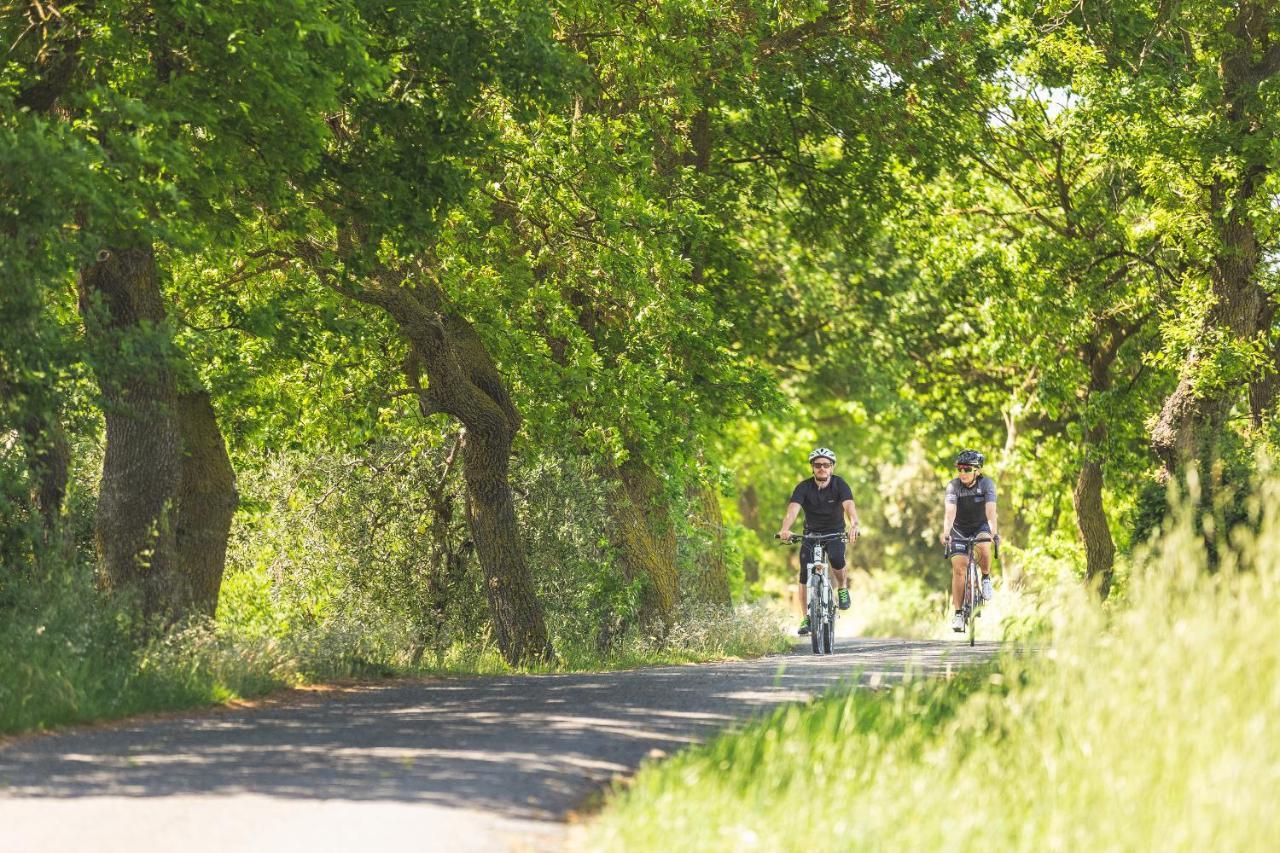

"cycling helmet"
[808,447,836,463]
[955,449,985,468]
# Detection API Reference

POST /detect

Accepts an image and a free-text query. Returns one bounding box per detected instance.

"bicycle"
[944,532,1000,647]
[779,531,847,655]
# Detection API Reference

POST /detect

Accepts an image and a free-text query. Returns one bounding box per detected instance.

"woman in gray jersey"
[940,449,1000,632]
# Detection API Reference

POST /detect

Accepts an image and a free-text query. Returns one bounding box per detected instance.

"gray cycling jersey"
[946,474,996,531]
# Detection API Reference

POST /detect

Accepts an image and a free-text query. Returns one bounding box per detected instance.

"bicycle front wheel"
[967,561,978,647]
[808,590,821,654]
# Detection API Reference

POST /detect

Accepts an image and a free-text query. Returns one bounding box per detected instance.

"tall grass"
[585,478,1280,852]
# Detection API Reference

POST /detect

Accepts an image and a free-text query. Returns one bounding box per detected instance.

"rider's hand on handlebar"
[776,531,792,542]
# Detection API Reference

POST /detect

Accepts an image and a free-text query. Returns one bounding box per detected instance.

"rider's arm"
[777,501,802,539]
[941,502,956,544]
[983,476,998,538]
[842,499,859,538]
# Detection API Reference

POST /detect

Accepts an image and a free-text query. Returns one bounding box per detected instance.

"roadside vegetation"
[587,478,1280,851]
[0,574,787,736]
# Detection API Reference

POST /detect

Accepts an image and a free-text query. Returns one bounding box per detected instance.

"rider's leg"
[951,553,968,610]
[975,540,992,576]
[828,541,849,589]
[828,539,850,608]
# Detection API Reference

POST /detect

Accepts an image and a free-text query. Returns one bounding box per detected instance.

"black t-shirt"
[789,475,853,533]
[946,474,997,530]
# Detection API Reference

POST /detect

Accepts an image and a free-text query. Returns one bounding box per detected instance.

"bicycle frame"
[947,532,990,647]
[794,532,847,655]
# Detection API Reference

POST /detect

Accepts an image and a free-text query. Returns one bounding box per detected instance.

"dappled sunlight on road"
[0,638,1001,851]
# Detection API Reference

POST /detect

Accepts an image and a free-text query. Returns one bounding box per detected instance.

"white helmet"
[808,447,836,463]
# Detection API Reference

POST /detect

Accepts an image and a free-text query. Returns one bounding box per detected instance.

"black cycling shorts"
[799,537,846,584]
[945,523,992,558]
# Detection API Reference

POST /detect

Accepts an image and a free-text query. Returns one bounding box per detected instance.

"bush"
[1,441,788,735]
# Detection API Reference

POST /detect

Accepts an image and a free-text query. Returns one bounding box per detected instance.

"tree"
[1,0,361,619]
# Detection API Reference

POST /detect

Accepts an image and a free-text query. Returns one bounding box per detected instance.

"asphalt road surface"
[0,637,999,852]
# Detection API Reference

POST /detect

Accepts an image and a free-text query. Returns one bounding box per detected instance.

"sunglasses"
[811,461,833,469]
[956,465,978,473]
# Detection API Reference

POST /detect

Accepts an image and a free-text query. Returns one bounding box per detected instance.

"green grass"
[585,486,1280,852]
[0,597,789,736]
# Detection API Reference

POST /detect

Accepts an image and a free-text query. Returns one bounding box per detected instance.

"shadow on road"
[0,638,999,821]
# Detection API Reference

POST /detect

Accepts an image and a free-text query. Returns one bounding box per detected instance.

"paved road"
[0,637,998,852]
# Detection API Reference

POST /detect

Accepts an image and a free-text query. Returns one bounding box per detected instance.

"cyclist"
[940,449,999,632]
[776,447,860,635]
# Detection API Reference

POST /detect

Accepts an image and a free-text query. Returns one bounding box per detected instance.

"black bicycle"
[945,532,999,647]
[779,532,847,655]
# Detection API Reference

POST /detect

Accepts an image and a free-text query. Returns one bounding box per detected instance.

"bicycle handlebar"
[943,532,1001,558]
[775,532,849,545]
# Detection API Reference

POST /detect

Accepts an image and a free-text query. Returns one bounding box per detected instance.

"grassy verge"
[585,487,1280,852]
[0,597,788,736]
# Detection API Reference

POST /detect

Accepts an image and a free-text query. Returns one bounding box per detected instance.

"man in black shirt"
[776,447,860,635]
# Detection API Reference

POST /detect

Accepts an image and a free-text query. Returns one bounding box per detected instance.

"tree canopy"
[3,0,1277,665]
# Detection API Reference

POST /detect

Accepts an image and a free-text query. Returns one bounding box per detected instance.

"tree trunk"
[603,457,680,629]
[1152,9,1276,477]
[1073,456,1115,600]
[340,268,554,665]
[417,431,469,665]
[600,458,679,628]
[686,478,731,608]
[79,246,183,620]
[174,390,238,617]
[1247,327,1280,427]
[461,426,551,664]
[80,245,237,622]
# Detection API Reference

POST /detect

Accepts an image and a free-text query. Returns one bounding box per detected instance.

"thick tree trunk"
[460,426,551,664]
[80,246,237,622]
[1153,9,1276,477]
[1247,328,1280,427]
[600,459,678,628]
[1151,370,1233,476]
[603,457,679,628]
[1073,456,1115,600]
[686,478,731,608]
[79,246,183,619]
[174,390,237,617]
[1151,178,1265,476]
[343,268,553,665]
